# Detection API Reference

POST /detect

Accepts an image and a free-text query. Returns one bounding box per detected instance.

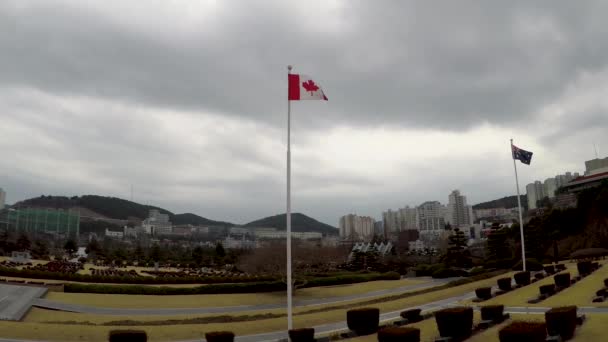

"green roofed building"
[5,208,80,237]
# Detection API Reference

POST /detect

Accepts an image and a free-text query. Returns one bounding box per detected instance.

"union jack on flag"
[512,144,533,165]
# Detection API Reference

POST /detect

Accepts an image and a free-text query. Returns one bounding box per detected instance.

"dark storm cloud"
[3,1,608,130]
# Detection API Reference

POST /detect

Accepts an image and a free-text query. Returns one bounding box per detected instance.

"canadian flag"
[288,74,328,101]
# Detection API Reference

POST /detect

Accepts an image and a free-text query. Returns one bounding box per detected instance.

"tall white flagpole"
[511,138,526,272]
[286,65,294,330]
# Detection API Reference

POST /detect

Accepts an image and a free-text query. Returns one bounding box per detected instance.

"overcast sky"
[1,1,608,226]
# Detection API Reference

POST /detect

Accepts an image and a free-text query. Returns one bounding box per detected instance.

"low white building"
[408,239,425,251]
[253,227,322,240]
[105,228,124,239]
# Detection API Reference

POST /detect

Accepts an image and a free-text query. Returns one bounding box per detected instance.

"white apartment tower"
[416,201,446,236]
[339,214,374,240]
[447,190,473,227]
[526,181,545,210]
[0,188,5,210]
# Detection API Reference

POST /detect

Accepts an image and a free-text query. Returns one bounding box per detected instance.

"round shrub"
[545,306,577,340]
[109,330,147,342]
[434,307,473,339]
[555,264,566,271]
[378,326,420,342]
[205,331,235,342]
[554,273,571,288]
[469,266,485,276]
[534,273,544,280]
[481,305,504,322]
[431,267,460,279]
[400,308,422,322]
[499,321,546,342]
[497,277,512,291]
[475,287,492,300]
[512,258,543,272]
[543,265,555,274]
[577,261,591,276]
[514,271,531,286]
[288,328,315,342]
[346,308,380,335]
[604,278,608,288]
[596,289,606,297]
[539,284,556,296]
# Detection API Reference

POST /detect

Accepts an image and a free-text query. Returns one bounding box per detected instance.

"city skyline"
[2,1,608,226]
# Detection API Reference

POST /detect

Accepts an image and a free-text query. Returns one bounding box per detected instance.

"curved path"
[31,277,457,315]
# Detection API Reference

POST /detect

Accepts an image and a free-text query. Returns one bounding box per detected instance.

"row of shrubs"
[0,266,276,285]
[65,281,287,295]
[64,271,402,295]
[500,306,580,341]
[303,271,400,287]
[414,264,469,278]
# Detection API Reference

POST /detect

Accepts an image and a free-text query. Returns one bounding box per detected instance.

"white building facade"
[416,201,446,237]
[142,209,172,235]
[446,190,474,227]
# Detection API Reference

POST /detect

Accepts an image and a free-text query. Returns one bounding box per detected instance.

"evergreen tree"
[446,228,469,267]
[63,239,78,257]
[16,233,31,251]
[192,246,204,265]
[485,228,512,268]
[215,242,226,258]
[134,243,144,262]
[31,240,49,259]
[150,243,162,262]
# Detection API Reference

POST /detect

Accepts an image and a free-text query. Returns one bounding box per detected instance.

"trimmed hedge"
[514,271,530,286]
[499,321,546,342]
[577,261,591,276]
[604,278,608,288]
[434,307,473,339]
[512,258,543,272]
[0,266,275,285]
[109,330,147,342]
[377,326,420,342]
[303,272,400,287]
[65,281,286,295]
[346,308,380,335]
[543,265,555,274]
[288,328,315,342]
[554,273,571,288]
[497,277,512,291]
[475,287,492,300]
[555,264,566,271]
[400,308,422,322]
[481,305,504,323]
[539,284,556,296]
[205,331,235,342]
[545,306,577,340]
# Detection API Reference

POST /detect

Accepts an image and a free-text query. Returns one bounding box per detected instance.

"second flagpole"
[286,65,293,330]
[511,138,527,272]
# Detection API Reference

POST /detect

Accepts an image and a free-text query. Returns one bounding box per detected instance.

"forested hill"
[244,213,339,235]
[14,195,233,227]
[473,195,528,210]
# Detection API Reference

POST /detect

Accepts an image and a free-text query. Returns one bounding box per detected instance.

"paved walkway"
[0,284,47,321]
[32,278,456,316]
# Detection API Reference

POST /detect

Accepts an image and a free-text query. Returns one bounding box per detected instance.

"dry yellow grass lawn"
[44,278,429,309]
[542,263,608,307]
[468,313,607,342]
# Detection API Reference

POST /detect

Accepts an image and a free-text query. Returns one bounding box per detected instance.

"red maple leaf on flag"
[302,80,320,95]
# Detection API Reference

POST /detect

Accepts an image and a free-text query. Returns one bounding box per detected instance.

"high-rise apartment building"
[339,214,375,240]
[447,190,473,227]
[527,171,580,210]
[526,181,545,210]
[398,206,418,230]
[416,201,446,236]
[0,188,5,210]
[585,157,608,175]
[382,209,400,235]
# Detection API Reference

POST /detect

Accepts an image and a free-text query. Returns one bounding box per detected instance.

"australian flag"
[512,144,533,165]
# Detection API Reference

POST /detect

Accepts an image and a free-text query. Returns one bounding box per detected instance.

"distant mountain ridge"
[13,195,336,234]
[473,195,528,210]
[15,195,233,227]
[244,213,339,235]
